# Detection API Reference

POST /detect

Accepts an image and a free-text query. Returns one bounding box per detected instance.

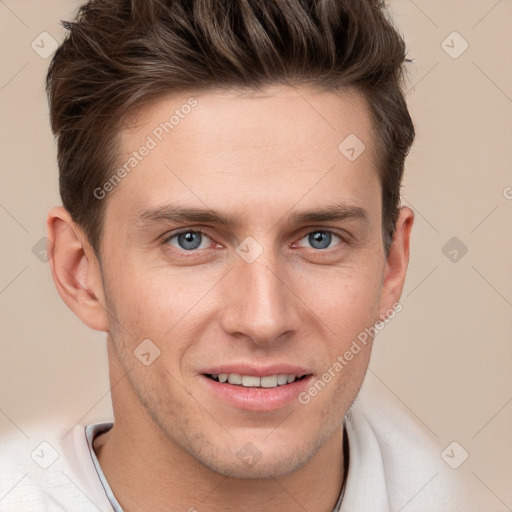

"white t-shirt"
[0,391,489,511]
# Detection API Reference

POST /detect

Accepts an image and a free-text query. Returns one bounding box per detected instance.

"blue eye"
[300,231,342,250]
[166,231,211,251]
[163,229,343,254]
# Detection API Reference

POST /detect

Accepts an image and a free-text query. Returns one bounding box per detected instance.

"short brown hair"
[46,0,414,256]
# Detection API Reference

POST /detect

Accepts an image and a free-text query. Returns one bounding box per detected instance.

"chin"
[203,452,308,480]
[188,436,322,480]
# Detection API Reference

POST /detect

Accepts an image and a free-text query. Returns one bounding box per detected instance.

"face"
[95,85,399,478]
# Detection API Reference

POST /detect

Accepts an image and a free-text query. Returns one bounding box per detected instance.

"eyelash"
[161,228,346,253]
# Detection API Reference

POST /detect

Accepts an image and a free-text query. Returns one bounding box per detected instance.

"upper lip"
[200,364,311,378]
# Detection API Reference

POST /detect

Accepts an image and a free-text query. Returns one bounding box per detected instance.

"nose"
[219,244,301,347]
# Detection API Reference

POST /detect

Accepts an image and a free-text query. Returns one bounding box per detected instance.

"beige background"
[1,0,511,507]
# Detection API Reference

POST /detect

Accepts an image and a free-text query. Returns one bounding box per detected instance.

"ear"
[46,206,109,332]
[377,206,414,320]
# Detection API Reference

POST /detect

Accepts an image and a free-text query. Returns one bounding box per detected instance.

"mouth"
[200,367,314,411]
[204,373,310,388]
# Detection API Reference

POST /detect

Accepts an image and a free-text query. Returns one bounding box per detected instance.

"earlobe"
[378,206,414,319]
[46,207,110,332]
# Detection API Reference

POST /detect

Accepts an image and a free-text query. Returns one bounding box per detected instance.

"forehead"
[122,84,375,160]
[108,85,380,228]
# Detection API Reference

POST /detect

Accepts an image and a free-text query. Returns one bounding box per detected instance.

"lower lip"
[200,375,314,411]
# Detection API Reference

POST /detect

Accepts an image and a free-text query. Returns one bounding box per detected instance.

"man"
[0,0,485,510]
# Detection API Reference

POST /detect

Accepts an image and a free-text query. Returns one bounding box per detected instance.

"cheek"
[104,262,204,327]
[299,265,383,338]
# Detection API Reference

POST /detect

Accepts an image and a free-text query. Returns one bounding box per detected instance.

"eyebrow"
[134,202,368,229]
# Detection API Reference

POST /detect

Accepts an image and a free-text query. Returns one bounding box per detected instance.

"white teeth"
[228,373,243,385]
[211,373,303,388]
[260,375,278,388]
[242,375,261,387]
[277,374,288,385]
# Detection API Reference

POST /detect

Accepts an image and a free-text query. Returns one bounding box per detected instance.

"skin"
[47,85,413,512]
